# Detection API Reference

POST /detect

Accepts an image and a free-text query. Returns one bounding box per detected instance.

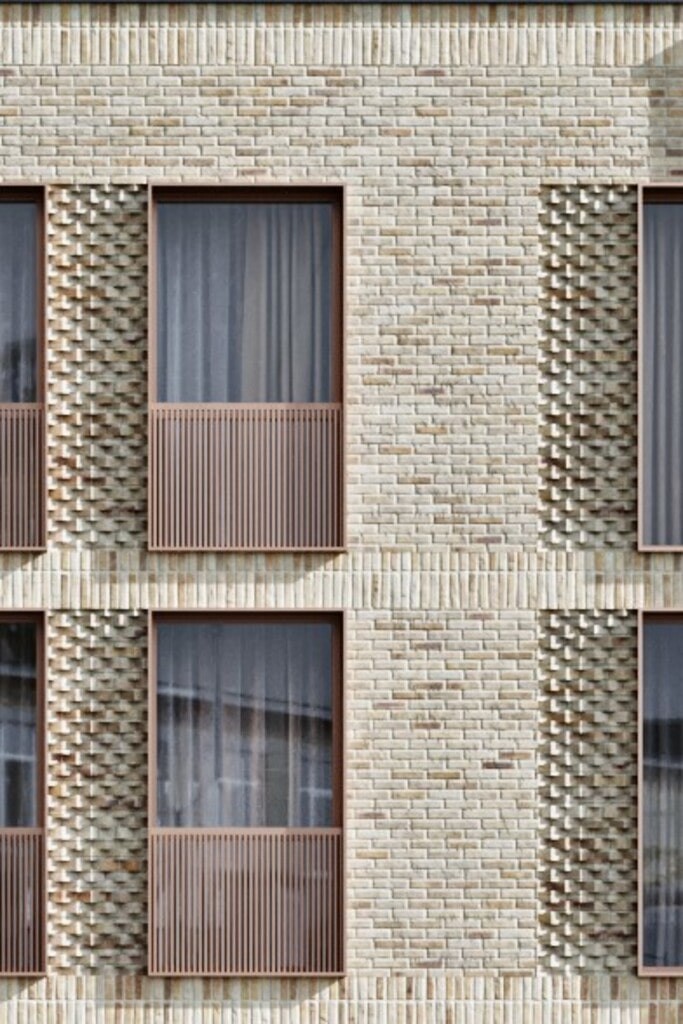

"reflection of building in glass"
[0,622,37,828]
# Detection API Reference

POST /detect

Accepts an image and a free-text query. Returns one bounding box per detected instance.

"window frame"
[148,610,345,832]
[0,187,46,407]
[0,188,46,552]
[638,609,683,976]
[148,183,344,408]
[637,183,683,551]
[148,609,345,977]
[0,610,46,977]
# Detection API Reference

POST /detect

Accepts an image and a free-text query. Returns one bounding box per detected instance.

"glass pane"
[643,201,683,545]
[156,619,334,828]
[157,201,333,403]
[643,618,683,967]
[0,621,37,827]
[0,204,37,403]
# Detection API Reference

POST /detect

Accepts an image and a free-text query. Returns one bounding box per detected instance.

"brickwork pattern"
[539,185,638,550]
[47,612,147,973]
[0,0,679,1016]
[47,185,147,549]
[346,609,537,973]
[4,974,683,1020]
[539,610,638,973]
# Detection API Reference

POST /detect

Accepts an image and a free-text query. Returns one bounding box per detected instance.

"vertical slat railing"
[149,404,343,550]
[149,828,343,976]
[0,829,45,975]
[0,405,45,550]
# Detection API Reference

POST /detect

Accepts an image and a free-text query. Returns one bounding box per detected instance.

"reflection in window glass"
[643,617,683,967]
[0,621,37,827]
[156,619,334,828]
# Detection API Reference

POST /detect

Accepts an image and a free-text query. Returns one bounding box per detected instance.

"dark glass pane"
[156,619,334,828]
[0,204,37,403]
[643,202,683,545]
[157,202,333,403]
[643,618,683,967]
[0,621,37,827]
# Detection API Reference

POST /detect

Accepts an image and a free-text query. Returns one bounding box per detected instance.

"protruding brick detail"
[539,610,637,972]
[47,612,147,973]
[539,185,638,550]
[47,185,147,548]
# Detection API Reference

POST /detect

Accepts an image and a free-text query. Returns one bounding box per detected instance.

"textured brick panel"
[47,612,147,973]
[539,610,637,973]
[47,185,147,548]
[539,185,638,550]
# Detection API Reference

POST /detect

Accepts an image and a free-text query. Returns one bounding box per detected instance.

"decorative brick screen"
[539,185,638,549]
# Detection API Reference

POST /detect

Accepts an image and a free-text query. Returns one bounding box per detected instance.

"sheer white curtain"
[157,202,333,403]
[0,204,37,403]
[0,622,37,828]
[643,203,683,545]
[643,619,683,967]
[156,620,333,828]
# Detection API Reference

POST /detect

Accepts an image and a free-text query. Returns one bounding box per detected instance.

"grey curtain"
[0,622,37,828]
[643,619,683,968]
[157,202,333,403]
[156,620,333,828]
[643,203,683,545]
[0,204,37,404]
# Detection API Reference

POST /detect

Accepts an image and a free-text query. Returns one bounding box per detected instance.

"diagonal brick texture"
[47,185,147,549]
[539,610,638,972]
[47,612,147,973]
[539,185,638,550]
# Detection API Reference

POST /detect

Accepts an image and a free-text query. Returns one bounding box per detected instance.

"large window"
[156,198,339,404]
[0,191,45,550]
[149,613,344,976]
[640,613,683,973]
[154,616,338,829]
[0,614,45,976]
[149,187,344,551]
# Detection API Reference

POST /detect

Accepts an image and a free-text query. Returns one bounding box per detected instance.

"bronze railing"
[149,828,344,976]
[149,403,343,550]
[0,405,45,550]
[0,828,45,975]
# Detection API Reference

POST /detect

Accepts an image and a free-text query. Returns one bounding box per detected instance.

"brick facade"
[0,1,682,1019]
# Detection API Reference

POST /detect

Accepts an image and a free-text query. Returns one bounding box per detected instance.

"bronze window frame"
[638,609,683,976]
[147,184,346,553]
[0,610,47,977]
[0,188,46,552]
[147,610,345,977]
[637,183,683,551]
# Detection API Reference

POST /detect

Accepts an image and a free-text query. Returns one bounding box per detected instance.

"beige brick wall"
[2,1,683,1019]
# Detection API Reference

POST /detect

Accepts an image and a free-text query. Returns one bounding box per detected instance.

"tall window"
[639,187,683,548]
[0,615,45,976]
[0,621,39,827]
[0,191,45,551]
[0,201,39,404]
[149,187,344,551]
[149,613,344,976]
[640,613,683,973]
